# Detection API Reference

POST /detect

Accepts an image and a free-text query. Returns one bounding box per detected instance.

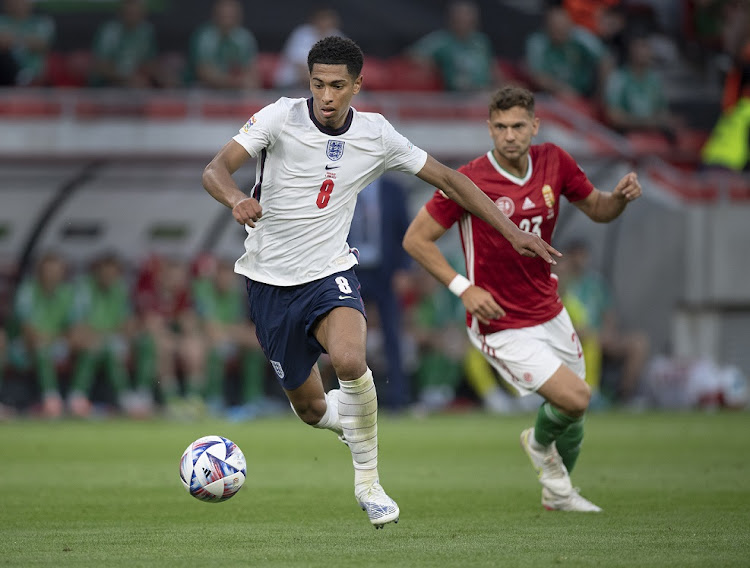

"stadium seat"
[256,52,280,90]
[381,56,443,92]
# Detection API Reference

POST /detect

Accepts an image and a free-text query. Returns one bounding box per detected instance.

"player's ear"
[532,116,540,135]
[352,74,363,94]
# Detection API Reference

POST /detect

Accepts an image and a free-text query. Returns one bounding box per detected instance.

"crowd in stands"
[0,0,747,418]
[0,0,745,168]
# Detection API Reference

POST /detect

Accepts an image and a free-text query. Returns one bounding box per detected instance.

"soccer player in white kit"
[202,37,559,528]
[403,86,642,512]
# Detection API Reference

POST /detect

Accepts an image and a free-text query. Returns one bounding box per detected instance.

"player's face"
[487,106,539,164]
[309,63,362,130]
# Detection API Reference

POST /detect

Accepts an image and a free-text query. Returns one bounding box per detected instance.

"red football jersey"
[425,143,594,334]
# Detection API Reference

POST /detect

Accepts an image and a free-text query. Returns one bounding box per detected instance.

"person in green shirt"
[407,265,467,412]
[193,257,267,419]
[67,253,138,418]
[188,0,259,89]
[12,252,74,418]
[89,0,159,88]
[525,5,610,98]
[604,34,677,137]
[0,0,54,85]
[565,241,649,403]
[408,0,495,92]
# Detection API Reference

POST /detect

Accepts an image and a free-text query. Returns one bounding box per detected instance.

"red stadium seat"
[382,56,443,92]
[256,52,280,89]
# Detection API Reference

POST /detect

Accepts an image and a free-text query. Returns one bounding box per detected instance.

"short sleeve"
[424,188,464,230]
[232,98,290,157]
[381,118,428,175]
[557,147,595,203]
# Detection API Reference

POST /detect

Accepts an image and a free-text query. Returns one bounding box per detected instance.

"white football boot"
[542,487,603,512]
[356,482,400,529]
[520,428,573,497]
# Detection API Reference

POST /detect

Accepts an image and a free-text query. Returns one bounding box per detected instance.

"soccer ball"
[180,435,246,502]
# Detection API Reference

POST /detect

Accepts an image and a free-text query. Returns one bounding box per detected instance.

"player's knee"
[568,381,591,416]
[328,349,366,381]
[294,398,327,426]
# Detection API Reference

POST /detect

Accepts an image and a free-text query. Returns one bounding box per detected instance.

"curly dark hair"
[307,36,364,79]
[489,86,535,116]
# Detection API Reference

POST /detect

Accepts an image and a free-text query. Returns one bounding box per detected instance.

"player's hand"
[461,286,505,325]
[232,197,263,227]
[510,229,561,264]
[613,172,642,202]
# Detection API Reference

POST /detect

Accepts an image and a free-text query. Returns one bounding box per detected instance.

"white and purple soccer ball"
[180,435,246,502]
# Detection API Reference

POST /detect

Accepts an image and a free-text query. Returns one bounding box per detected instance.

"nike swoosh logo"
[338,295,356,300]
[325,165,340,170]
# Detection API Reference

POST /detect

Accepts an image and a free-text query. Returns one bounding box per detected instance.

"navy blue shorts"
[245,268,366,391]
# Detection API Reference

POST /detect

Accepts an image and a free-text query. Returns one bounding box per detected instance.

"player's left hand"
[613,172,642,202]
[510,230,561,264]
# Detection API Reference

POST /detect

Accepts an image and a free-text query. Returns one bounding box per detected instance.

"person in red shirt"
[403,85,641,512]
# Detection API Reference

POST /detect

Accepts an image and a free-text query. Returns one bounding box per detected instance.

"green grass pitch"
[2,411,749,567]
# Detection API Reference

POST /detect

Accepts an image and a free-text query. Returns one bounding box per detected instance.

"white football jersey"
[231,97,427,286]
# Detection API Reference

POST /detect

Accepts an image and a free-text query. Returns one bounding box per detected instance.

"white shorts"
[467,308,585,396]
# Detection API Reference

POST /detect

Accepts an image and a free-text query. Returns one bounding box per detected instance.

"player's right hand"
[461,286,505,325]
[511,230,561,264]
[232,197,263,227]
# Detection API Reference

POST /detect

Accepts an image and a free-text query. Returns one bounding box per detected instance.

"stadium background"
[0,0,749,406]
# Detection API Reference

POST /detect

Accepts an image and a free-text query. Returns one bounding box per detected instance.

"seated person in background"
[133,255,206,418]
[89,0,160,88]
[562,0,621,36]
[0,0,54,85]
[11,252,73,418]
[604,33,677,139]
[274,6,343,89]
[407,0,495,92]
[188,0,259,90]
[193,257,268,419]
[525,4,611,98]
[406,266,466,413]
[66,253,138,418]
[565,240,649,403]
[0,325,11,419]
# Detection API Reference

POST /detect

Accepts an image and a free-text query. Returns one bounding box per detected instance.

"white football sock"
[313,390,343,437]
[338,368,379,496]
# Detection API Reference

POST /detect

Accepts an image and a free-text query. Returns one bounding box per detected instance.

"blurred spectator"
[133,256,206,418]
[0,0,54,85]
[192,257,269,419]
[0,326,10,419]
[562,0,621,35]
[701,2,750,170]
[11,252,73,418]
[604,33,677,139]
[187,0,259,89]
[407,0,495,92]
[565,241,649,403]
[66,253,137,418]
[347,177,411,410]
[274,5,343,89]
[685,0,728,54]
[406,266,466,413]
[88,0,161,88]
[525,4,611,98]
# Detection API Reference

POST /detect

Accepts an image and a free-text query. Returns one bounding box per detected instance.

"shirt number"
[518,215,542,237]
[316,179,334,209]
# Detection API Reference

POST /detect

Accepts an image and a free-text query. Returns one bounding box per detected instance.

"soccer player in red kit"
[403,86,641,511]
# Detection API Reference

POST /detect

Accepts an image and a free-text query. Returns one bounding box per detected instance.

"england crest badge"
[326,140,345,161]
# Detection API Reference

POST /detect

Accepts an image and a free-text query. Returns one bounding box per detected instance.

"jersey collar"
[307,98,353,136]
[486,150,533,186]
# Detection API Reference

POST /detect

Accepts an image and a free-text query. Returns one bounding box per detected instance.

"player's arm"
[416,156,560,263]
[202,140,262,227]
[574,172,641,223]
[403,207,505,325]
